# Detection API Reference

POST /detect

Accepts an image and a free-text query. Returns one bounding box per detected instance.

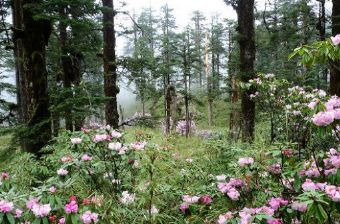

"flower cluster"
[120,191,135,205]
[217,178,244,201]
[80,211,99,224]
[312,96,340,126]
[238,157,254,167]
[0,200,14,213]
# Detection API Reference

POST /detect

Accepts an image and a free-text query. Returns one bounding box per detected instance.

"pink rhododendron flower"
[217,212,233,224]
[267,218,283,224]
[268,164,281,174]
[61,156,73,163]
[26,198,39,210]
[0,200,14,213]
[91,195,104,207]
[268,197,288,211]
[331,34,340,45]
[179,203,189,214]
[199,195,212,205]
[226,188,240,201]
[238,157,254,167]
[92,134,111,143]
[130,141,147,150]
[291,201,308,212]
[80,211,99,224]
[71,138,82,144]
[64,200,78,214]
[32,204,51,218]
[256,206,275,216]
[49,186,57,193]
[302,179,319,191]
[111,130,122,138]
[182,195,200,204]
[81,154,92,161]
[1,172,9,180]
[324,185,340,201]
[308,101,317,109]
[325,96,340,110]
[15,209,23,218]
[312,111,334,126]
[282,148,293,157]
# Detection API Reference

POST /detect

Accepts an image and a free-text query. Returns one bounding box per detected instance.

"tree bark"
[12,0,25,125]
[237,0,256,142]
[102,0,119,128]
[330,0,340,96]
[13,0,52,154]
[205,33,213,126]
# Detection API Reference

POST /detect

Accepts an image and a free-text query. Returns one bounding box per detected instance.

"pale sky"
[123,0,237,24]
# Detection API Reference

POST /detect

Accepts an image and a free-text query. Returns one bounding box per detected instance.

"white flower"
[216,174,227,182]
[112,179,121,185]
[70,138,82,144]
[111,130,122,138]
[319,90,327,97]
[120,191,135,205]
[286,105,292,110]
[57,168,68,176]
[108,142,122,151]
[186,158,193,163]
[150,205,159,215]
[182,195,200,204]
[130,142,147,150]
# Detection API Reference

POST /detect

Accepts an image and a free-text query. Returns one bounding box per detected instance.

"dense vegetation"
[1,0,340,223]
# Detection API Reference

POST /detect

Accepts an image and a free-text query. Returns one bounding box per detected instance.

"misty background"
[0,0,332,117]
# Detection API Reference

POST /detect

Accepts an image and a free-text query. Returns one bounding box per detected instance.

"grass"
[0,133,14,165]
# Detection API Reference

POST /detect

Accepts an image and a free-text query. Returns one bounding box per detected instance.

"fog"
[0,0,333,117]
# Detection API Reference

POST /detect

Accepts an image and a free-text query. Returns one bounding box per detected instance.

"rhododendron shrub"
[0,125,174,223]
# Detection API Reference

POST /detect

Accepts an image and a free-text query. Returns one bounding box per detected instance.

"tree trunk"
[12,0,25,125]
[102,0,119,128]
[13,0,52,154]
[317,0,327,88]
[205,33,213,127]
[330,0,340,96]
[237,0,256,142]
[162,4,172,135]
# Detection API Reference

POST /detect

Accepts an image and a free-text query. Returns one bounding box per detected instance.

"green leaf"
[317,204,328,221]
[71,215,78,224]
[42,217,49,224]
[33,219,41,224]
[6,213,15,224]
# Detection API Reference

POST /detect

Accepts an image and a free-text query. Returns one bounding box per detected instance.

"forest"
[1,0,340,223]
